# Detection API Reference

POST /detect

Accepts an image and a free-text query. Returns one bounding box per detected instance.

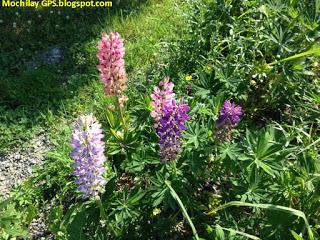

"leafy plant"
[0,200,28,239]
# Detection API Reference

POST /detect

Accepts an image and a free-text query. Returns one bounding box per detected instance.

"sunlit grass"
[0,0,185,153]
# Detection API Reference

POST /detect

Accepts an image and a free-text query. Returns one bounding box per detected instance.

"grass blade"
[165,180,200,240]
[219,226,261,240]
[208,201,314,240]
[269,48,320,66]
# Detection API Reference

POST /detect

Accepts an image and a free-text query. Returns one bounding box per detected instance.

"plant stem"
[116,96,128,132]
[172,162,178,177]
[97,198,117,237]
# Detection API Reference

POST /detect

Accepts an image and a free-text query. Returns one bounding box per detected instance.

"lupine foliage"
[1,0,320,239]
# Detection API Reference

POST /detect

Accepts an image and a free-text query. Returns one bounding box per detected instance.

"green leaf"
[65,203,90,240]
[255,159,276,177]
[218,143,241,160]
[291,230,304,240]
[105,108,115,128]
[0,202,28,238]
[128,189,145,205]
[215,224,225,240]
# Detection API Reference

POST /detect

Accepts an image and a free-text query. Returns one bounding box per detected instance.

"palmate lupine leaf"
[208,201,314,240]
[218,142,242,161]
[0,201,28,239]
[242,127,291,177]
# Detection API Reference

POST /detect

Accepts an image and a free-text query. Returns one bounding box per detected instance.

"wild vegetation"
[0,0,319,239]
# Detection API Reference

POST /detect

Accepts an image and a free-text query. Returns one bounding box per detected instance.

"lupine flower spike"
[150,76,175,127]
[215,100,242,141]
[151,78,190,163]
[157,100,190,163]
[71,114,107,199]
[97,32,128,107]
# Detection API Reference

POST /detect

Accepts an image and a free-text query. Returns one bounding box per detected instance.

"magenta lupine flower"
[71,114,107,199]
[215,100,242,141]
[150,76,175,126]
[97,32,128,106]
[157,100,190,163]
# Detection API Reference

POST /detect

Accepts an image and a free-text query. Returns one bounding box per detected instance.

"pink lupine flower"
[97,32,128,106]
[150,77,175,126]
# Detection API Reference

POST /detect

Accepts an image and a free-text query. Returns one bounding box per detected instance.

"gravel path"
[0,131,51,199]
[0,131,53,239]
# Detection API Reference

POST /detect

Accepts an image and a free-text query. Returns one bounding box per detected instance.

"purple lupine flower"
[71,114,107,199]
[215,100,242,141]
[157,100,190,163]
[151,78,190,163]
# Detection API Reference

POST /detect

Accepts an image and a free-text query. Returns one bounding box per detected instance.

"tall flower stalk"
[97,32,128,129]
[71,114,107,199]
[215,100,242,141]
[70,114,117,236]
[157,100,190,163]
[151,77,190,163]
[97,32,127,104]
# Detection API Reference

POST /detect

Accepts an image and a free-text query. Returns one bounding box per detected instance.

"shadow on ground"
[0,0,150,151]
[0,0,148,107]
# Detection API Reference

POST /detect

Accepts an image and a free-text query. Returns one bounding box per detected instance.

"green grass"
[0,0,185,153]
[110,0,185,72]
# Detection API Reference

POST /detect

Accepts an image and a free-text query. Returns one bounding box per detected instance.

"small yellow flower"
[206,65,213,73]
[185,75,192,81]
[153,208,161,216]
[250,80,257,86]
